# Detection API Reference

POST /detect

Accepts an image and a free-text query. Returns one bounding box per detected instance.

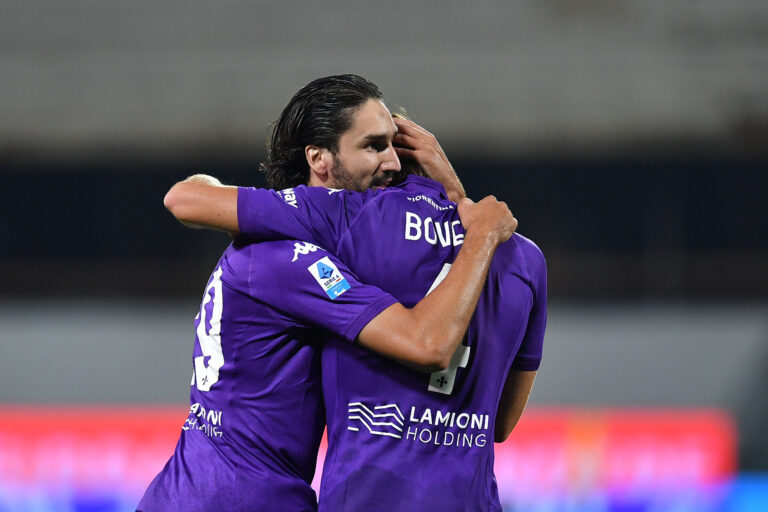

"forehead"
[344,99,396,139]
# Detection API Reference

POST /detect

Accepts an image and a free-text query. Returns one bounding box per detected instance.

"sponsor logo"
[348,402,404,438]
[326,188,343,195]
[308,256,350,299]
[183,403,224,438]
[292,242,320,262]
[348,400,489,449]
[316,261,334,279]
[279,188,299,208]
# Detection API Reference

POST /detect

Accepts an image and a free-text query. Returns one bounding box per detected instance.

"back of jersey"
[138,240,327,512]
[318,178,546,512]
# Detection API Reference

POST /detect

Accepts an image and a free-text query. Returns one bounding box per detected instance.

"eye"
[368,142,387,152]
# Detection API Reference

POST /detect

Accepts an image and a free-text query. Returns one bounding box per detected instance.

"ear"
[305,145,334,185]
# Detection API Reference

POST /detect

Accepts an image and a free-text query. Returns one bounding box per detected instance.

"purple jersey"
[138,239,397,512]
[238,176,547,512]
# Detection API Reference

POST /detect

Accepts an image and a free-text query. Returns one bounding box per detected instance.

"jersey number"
[193,266,225,391]
[425,263,470,395]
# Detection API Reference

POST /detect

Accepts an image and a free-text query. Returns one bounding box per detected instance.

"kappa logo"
[292,242,320,262]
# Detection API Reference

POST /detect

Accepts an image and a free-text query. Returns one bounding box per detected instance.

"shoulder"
[492,233,546,284]
[292,185,372,209]
[512,233,546,265]
[221,239,331,289]
[361,186,457,222]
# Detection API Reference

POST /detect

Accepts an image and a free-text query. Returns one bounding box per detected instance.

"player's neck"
[307,175,331,188]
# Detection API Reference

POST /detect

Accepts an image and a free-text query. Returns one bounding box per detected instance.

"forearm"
[442,178,466,203]
[164,175,239,232]
[357,229,498,372]
[406,229,499,367]
[391,117,467,202]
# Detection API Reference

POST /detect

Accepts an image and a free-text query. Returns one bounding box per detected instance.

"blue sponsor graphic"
[309,256,350,299]
[327,279,351,299]
[317,261,334,279]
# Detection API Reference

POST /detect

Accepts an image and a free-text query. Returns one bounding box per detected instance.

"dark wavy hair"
[260,74,383,189]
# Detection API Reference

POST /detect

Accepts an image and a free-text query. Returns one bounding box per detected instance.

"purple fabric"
[138,240,397,512]
[237,176,547,511]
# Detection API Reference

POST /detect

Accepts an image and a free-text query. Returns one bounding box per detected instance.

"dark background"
[3,155,766,299]
[1,0,767,473]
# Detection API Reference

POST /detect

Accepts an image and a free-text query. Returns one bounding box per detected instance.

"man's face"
[329,99,401,192]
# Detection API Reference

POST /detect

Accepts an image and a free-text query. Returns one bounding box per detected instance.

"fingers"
[457,194,517,243]
[457,197,474,222]
[393,119,439,152]
[393,117,434,138]
[393,132,420,149]
[477,195,498,205]
[394,146,416,158]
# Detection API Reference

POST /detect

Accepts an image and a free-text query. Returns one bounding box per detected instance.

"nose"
[380,144,401,173]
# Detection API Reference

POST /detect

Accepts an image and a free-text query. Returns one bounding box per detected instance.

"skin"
[356,196,514,371]
[165,178,515,372]
[164,177,535,436]
[305,98,401,192]
[393,116,467,203]
[164,101,535,435]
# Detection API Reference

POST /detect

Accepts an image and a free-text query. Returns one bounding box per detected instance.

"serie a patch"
[308,256,350,299]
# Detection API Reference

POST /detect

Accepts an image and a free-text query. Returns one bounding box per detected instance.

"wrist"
[445,184,466,203]
[463,226,501,249]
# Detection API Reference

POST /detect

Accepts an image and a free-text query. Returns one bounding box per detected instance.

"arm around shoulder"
[357,196,517,373]
[164,174,239,232]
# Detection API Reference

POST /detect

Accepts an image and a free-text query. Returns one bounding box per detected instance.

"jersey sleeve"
[511,245,547,371]
[237,186,369,253]
[244,240,398,343]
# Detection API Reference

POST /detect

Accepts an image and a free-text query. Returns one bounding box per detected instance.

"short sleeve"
[511,244,547,371]
[237,186,370,253]
[244,240,398,343]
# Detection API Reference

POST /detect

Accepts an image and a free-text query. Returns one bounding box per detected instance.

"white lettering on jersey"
[279,188,298,208]
[405,212,421,240]
[194,266,225,392]
[404,211,463,247]
[348,400,489,448]
[406,195,455,211]
[292,242,320,262]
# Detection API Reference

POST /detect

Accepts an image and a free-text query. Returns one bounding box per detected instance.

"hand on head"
[392,116,466,202]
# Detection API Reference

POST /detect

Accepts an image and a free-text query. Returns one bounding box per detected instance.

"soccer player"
[138,77,516,512]
[166,75,546,511]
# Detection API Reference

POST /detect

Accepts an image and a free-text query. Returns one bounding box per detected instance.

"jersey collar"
[395,175,450,201]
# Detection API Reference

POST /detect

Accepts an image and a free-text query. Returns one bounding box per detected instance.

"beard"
[329,154,390,192]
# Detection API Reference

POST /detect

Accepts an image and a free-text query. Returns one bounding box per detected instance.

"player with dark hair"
[261,74,387,190]
[165,75,546,511]
[137,75,516,512]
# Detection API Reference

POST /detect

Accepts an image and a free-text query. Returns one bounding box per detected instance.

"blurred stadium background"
[1,1,767,510]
